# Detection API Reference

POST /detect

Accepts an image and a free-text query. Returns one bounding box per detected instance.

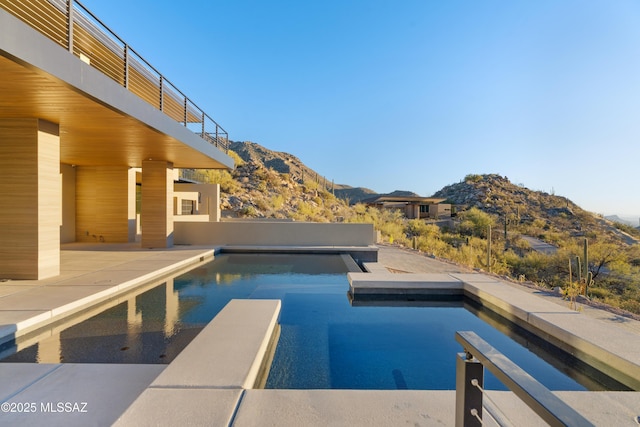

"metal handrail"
[455,331,594,427]
[1,0,228,153]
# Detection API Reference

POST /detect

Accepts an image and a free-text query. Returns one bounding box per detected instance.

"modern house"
[0,0,234,279]
[1,3,639,427]
[363,195,451,220]
[0,0,376,281]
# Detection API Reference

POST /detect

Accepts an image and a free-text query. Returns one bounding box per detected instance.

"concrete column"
[126,296,142,360]
[37,332,62,363]
[75,166,137,243]
[141,160,174,248]
[0,119,60,279]
[165,278,179,337]
[127,296,142,327]
[210,183,221,222]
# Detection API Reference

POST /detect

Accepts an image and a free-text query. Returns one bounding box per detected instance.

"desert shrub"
[378,218,408,246]
[264,169,282,188]
[227,149,244,167]
[511,237,531,255]
[457,207,495,238]
[199,169,240,193]
[303,179,319,192]
[319,189,336,201]
[465,174,483,183]
[295,200,316,219]
[507,251,554,284]
[405,219,431,237]
[271,194,285,210]
[256,180,268,192]
[254,198,270,212]
[447,243,477,267]
[415,233,448,255]
[600,277,632,295]
[620,299,640,315]
[501,250,522,272]
[543,231,564,246]
[240,206,257,217]
[587,286,611,300]
[348,207,407,245]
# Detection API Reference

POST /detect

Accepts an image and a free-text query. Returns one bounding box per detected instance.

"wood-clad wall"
[75,166,136,243]
[0,119,60,279]
[141,160,174,248]
[60,163,76,244]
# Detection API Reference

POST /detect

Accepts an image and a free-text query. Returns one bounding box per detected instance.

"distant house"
[363,196,451,220]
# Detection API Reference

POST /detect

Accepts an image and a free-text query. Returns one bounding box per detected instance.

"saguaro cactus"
[477,225,495,272]
[487,225,492,271]
[582,238,590,293]
[504,216,508,240]
[573,239,593,297]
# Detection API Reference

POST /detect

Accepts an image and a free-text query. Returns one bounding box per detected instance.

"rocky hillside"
[230,141,329,186]
[434,173,637,244]
[211,142,350,221]
[228,141,416,204]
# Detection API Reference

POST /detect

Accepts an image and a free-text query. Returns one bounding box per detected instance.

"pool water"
[265,289,588,391]
[0,254,618,390]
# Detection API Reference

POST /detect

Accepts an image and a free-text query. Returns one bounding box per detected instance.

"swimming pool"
[0,254,623,391]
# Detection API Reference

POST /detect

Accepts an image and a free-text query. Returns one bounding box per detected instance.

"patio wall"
[174,221,375,247]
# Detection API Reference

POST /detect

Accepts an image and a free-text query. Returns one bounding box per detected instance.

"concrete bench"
[115,299,281,426]
[151,298,280,389]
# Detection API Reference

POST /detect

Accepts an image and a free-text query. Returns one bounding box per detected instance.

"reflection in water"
[36,332,61,364]
[0,254,346,365]
[3,278,204,364]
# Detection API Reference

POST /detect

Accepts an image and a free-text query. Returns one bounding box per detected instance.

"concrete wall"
[174,221,375,247]
[429,204,451,219]
[174,183,220,222]
[405,204,420,219]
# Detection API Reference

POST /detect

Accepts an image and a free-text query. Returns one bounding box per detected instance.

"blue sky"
[81,1,640,217]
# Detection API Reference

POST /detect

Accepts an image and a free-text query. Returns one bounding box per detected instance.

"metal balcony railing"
[455,331,594,427]
[1,0,229,153]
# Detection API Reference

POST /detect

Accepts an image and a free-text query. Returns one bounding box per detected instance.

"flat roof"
[0,8,233,170]
[363,195,448,204]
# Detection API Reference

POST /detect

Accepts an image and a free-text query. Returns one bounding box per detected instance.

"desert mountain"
[229,141,415,203]
[215,144,637,245]
[434,174,638,245]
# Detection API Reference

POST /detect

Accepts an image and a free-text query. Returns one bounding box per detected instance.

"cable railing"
[1,0,229,153]
[455,331,594,427]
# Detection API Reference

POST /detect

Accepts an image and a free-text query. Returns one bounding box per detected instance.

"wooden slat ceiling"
[0,54,229,169]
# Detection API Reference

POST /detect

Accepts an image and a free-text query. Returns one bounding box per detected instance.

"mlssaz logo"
[40,402,88,413]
